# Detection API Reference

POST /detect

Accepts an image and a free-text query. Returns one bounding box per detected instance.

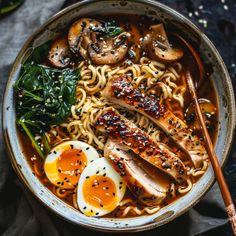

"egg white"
[77,157,126,217]
[44,141,99,188]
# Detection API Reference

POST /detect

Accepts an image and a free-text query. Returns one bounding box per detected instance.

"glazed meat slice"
[94,107,186,182]
[104,139,169,206]
[102,76,208,168]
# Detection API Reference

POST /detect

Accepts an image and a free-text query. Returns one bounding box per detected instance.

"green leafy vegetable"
[14,62,80,159]
[0,0,24,16]
[91,20,123,37]
[25,40,52,64]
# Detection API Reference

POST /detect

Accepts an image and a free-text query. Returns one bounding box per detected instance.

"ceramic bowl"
[2,0,235,232]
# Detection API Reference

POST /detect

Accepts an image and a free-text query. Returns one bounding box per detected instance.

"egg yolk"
[83,175,117,211]
[57,148,87,188]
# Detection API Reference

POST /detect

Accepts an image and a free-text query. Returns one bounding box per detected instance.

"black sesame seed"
[86,147,90,150]
[83,206,87,210]
[103,173,106,177]
[70,145,74,149]
[86,176,90,179]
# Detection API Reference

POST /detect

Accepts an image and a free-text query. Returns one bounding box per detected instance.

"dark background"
[0,0,235,235]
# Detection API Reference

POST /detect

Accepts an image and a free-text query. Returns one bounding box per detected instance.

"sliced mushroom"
[48,36,72,68]
[125,24,142,63]
[68,18,101,59]
[88,32,130,65]
[142,23,184,63]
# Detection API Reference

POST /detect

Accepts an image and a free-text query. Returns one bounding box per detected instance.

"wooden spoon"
[185,71,236,235]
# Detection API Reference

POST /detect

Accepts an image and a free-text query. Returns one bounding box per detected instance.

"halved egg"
[44,141,99,189]
[77,157,126,217]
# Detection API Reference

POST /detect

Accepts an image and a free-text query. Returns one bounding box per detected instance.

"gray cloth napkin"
[0,0,229,235]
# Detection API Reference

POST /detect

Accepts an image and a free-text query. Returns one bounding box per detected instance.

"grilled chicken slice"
[94,107,186,182]
[102,76,208,168]
[104,139,169,206]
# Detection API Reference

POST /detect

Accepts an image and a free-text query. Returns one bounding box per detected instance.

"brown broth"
[17,14,219,217]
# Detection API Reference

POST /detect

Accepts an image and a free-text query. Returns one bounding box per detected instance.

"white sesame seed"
[221,0,225,3]
[194,11,199,16]
[198,5,203,10]
[223,5,228,10]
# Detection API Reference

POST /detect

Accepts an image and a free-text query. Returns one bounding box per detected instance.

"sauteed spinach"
[14,62,80,159]
[91,20,123,37]
[0,0,24,16]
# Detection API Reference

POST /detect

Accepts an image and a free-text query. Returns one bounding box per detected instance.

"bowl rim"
[2,0,236,233]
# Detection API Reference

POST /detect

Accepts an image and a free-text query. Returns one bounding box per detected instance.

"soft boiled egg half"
[77,157,126,217]
[44,141,99,189]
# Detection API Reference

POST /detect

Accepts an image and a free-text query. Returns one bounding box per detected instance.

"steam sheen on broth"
[16,15,218,218]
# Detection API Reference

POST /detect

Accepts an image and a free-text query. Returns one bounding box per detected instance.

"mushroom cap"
[142,23,184,63]
[153,46,184,62]
[68,18,101,59]
[88,32,130,65]
[48,36,72,68]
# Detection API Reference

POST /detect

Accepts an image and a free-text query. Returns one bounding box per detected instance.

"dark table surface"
[0,0,236,235]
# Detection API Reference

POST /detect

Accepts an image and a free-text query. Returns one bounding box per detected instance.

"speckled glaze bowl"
[2,0,236,232]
